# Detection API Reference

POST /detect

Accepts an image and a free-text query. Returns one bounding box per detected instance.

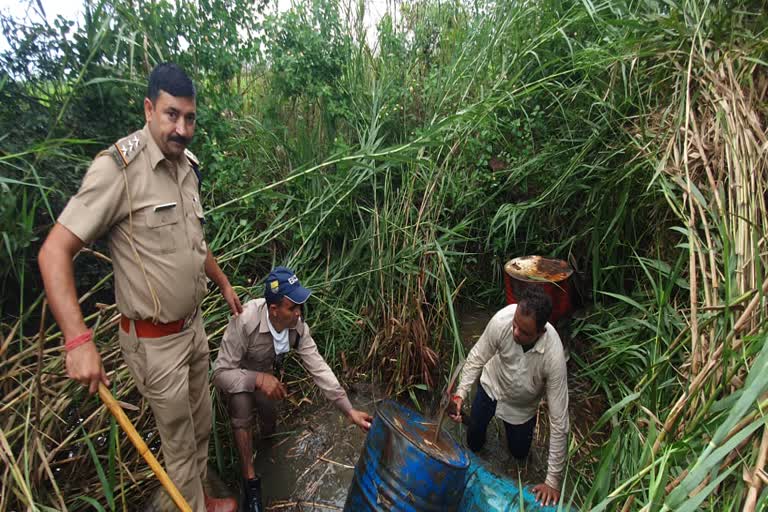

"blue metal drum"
[343,400,470,511]
[459,454,568,512]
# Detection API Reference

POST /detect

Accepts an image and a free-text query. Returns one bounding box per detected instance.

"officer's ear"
[144,97,155,122]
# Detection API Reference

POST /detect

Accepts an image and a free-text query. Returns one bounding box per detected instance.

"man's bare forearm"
[204,249,231,290]
[38,224,88,341]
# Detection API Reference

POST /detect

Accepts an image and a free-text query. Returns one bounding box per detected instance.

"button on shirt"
[57,125,208,323]
[455,304,569,489]
[212,299,353,414]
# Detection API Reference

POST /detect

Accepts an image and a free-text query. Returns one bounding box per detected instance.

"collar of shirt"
[525,335,548,355]
[241,299,270,336]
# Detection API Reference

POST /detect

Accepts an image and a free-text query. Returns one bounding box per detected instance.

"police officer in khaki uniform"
[38,63,240,512]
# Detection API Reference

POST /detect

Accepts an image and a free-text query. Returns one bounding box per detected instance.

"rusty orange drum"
[503,256,575,325]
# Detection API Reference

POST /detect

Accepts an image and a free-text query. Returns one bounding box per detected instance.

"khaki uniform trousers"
[119,310,211,512]
[225,387,278,437]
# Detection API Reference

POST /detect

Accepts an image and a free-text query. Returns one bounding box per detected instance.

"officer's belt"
[120,314,194,338]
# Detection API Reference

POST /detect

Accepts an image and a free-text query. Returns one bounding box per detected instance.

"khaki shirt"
[455,304,569,489]
[58,125,208,323]
[212,299,353,414]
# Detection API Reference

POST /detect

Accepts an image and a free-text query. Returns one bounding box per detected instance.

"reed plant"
[2,0,767,510]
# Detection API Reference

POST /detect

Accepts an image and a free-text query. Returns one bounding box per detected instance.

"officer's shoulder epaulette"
[185,149,203,193]
[184,148,199,167]
[108,130,147,169]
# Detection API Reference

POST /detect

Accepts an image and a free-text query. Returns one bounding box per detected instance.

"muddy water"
[456,307,493,345]
[251,385,374,509]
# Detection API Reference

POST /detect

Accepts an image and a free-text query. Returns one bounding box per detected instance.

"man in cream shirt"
[449,287,569,506]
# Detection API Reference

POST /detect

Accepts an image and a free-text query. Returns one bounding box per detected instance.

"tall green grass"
[1,0,767,510]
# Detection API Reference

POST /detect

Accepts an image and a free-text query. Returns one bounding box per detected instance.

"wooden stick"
[295,446,333,483]
[98,384,191,512]
[318,456,355,469]
[0,318,19,357]
[266,501,342,511]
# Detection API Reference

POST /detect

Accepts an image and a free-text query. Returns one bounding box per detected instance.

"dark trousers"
[467,382,536,460]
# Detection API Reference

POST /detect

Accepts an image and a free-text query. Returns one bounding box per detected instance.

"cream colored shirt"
[212,299,353,414]
[57,125,208,323]
[455,304,569,489]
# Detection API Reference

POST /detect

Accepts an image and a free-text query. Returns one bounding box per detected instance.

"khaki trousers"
[225,389,278,435]
[119,310,211,512]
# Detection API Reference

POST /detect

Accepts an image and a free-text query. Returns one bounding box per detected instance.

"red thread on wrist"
[65,330,93,352]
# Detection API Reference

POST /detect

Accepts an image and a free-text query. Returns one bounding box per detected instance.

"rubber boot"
[240,477,263,512]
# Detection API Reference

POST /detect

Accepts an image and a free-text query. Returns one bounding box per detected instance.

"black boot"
[240,477,263,512]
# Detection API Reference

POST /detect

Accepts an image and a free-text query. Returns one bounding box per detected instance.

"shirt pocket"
[146,205,180,254]
[529,373,544,396]
[192,194,204,224]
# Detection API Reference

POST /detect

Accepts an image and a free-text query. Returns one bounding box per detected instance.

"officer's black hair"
[518,287,552,331]
[147,63,195,103]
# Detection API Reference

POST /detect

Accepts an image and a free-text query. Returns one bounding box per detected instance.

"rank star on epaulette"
[111,130,146,168]
[120,135,140,157]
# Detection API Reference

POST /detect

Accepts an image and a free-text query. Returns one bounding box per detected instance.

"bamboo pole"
[97,384,192,512]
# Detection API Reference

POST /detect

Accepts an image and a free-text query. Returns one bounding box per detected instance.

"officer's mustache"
[168,135,191,146]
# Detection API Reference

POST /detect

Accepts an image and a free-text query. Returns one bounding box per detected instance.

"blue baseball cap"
[264,266,312,305]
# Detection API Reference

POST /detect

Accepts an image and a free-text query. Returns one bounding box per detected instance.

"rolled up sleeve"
[454,318,500,401]
[212,316,258,394]
[544,356,570,489]
[295,325,352,414]
[57,156,127,244]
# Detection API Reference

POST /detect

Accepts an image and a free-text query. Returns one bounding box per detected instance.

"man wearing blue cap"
[212,266,373,512]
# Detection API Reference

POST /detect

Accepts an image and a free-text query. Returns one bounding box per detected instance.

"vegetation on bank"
[1,0,767,510]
